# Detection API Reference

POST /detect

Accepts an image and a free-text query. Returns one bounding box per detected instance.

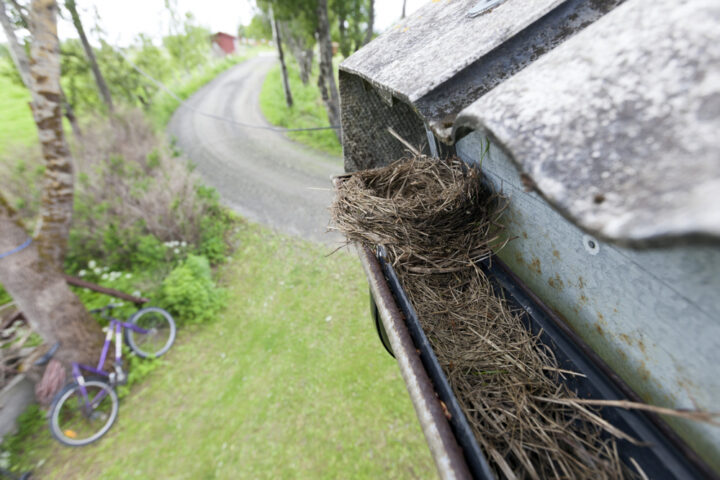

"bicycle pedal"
[110,366,128,386]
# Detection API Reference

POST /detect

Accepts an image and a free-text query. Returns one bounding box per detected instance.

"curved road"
[168,55,343,244]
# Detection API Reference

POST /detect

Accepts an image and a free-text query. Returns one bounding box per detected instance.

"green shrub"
[196,185,234,264]
[160,254,225,324]
[135,234,167,269]
[1,111,235,333]
[63,110,234,273]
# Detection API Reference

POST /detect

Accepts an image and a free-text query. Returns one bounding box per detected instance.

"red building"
[211,32,237,56]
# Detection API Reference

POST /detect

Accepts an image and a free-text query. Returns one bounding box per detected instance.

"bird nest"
[331,154,639,479]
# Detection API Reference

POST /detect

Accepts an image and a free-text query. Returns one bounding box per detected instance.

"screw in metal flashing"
[583,235,600,255]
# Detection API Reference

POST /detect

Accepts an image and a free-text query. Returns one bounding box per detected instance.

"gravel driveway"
[168,55,344,244]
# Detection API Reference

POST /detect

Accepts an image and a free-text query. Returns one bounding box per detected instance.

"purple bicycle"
[48,304,176,446]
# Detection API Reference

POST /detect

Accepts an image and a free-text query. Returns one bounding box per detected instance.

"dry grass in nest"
[331,154,639,479]
[332,156,507,274]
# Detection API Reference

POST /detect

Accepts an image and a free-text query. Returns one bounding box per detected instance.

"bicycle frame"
[70,318,149,409]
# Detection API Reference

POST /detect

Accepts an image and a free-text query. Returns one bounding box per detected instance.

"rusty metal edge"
[356,244,472,480]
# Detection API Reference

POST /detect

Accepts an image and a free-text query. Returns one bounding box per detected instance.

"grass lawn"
[259,61,343,157]
[8,222,435,479]
[0,70,35,155]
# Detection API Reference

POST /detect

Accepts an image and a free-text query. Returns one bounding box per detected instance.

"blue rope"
[0,238,32,259]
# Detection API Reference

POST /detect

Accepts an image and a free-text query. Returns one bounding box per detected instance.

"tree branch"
[0,0,32,88]
[8,0,28,24]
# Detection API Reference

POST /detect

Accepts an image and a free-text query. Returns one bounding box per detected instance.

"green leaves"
[159,254,226,325]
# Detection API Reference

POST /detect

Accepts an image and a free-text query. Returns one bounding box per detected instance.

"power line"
[113,47,341,133]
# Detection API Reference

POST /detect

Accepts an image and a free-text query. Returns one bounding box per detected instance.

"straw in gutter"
[331,153,637,479]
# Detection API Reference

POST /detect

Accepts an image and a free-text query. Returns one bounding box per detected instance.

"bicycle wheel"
[49,377,118,447]
[124,307,176,358]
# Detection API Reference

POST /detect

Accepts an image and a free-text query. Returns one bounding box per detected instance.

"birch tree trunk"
[363,0,374,46]
[316,0,341,142]
[31,0,75,267]
[269,6,293,108]
[64,0,114,113]
[0,199,102,368]
[0,0,103,375]
[402,0,407,19]
[1,1,81,137]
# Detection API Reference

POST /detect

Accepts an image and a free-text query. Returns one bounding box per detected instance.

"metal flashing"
[340,0,565,104]
[453,0,720,245]
[340,0,623,169]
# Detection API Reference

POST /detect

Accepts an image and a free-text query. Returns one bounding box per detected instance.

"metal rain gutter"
[356,244,475,480]
[357,238,715,479]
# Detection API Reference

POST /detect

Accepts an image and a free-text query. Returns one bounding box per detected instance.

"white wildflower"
[174,248,180,254]
[88,260,97,269]
[78,269,87,277]
[94,267,102,274]
[125,273,132,279]
[101,273,109,280]
[132,290,141,297]
[181,241,187,248]
[325,316,332,322]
